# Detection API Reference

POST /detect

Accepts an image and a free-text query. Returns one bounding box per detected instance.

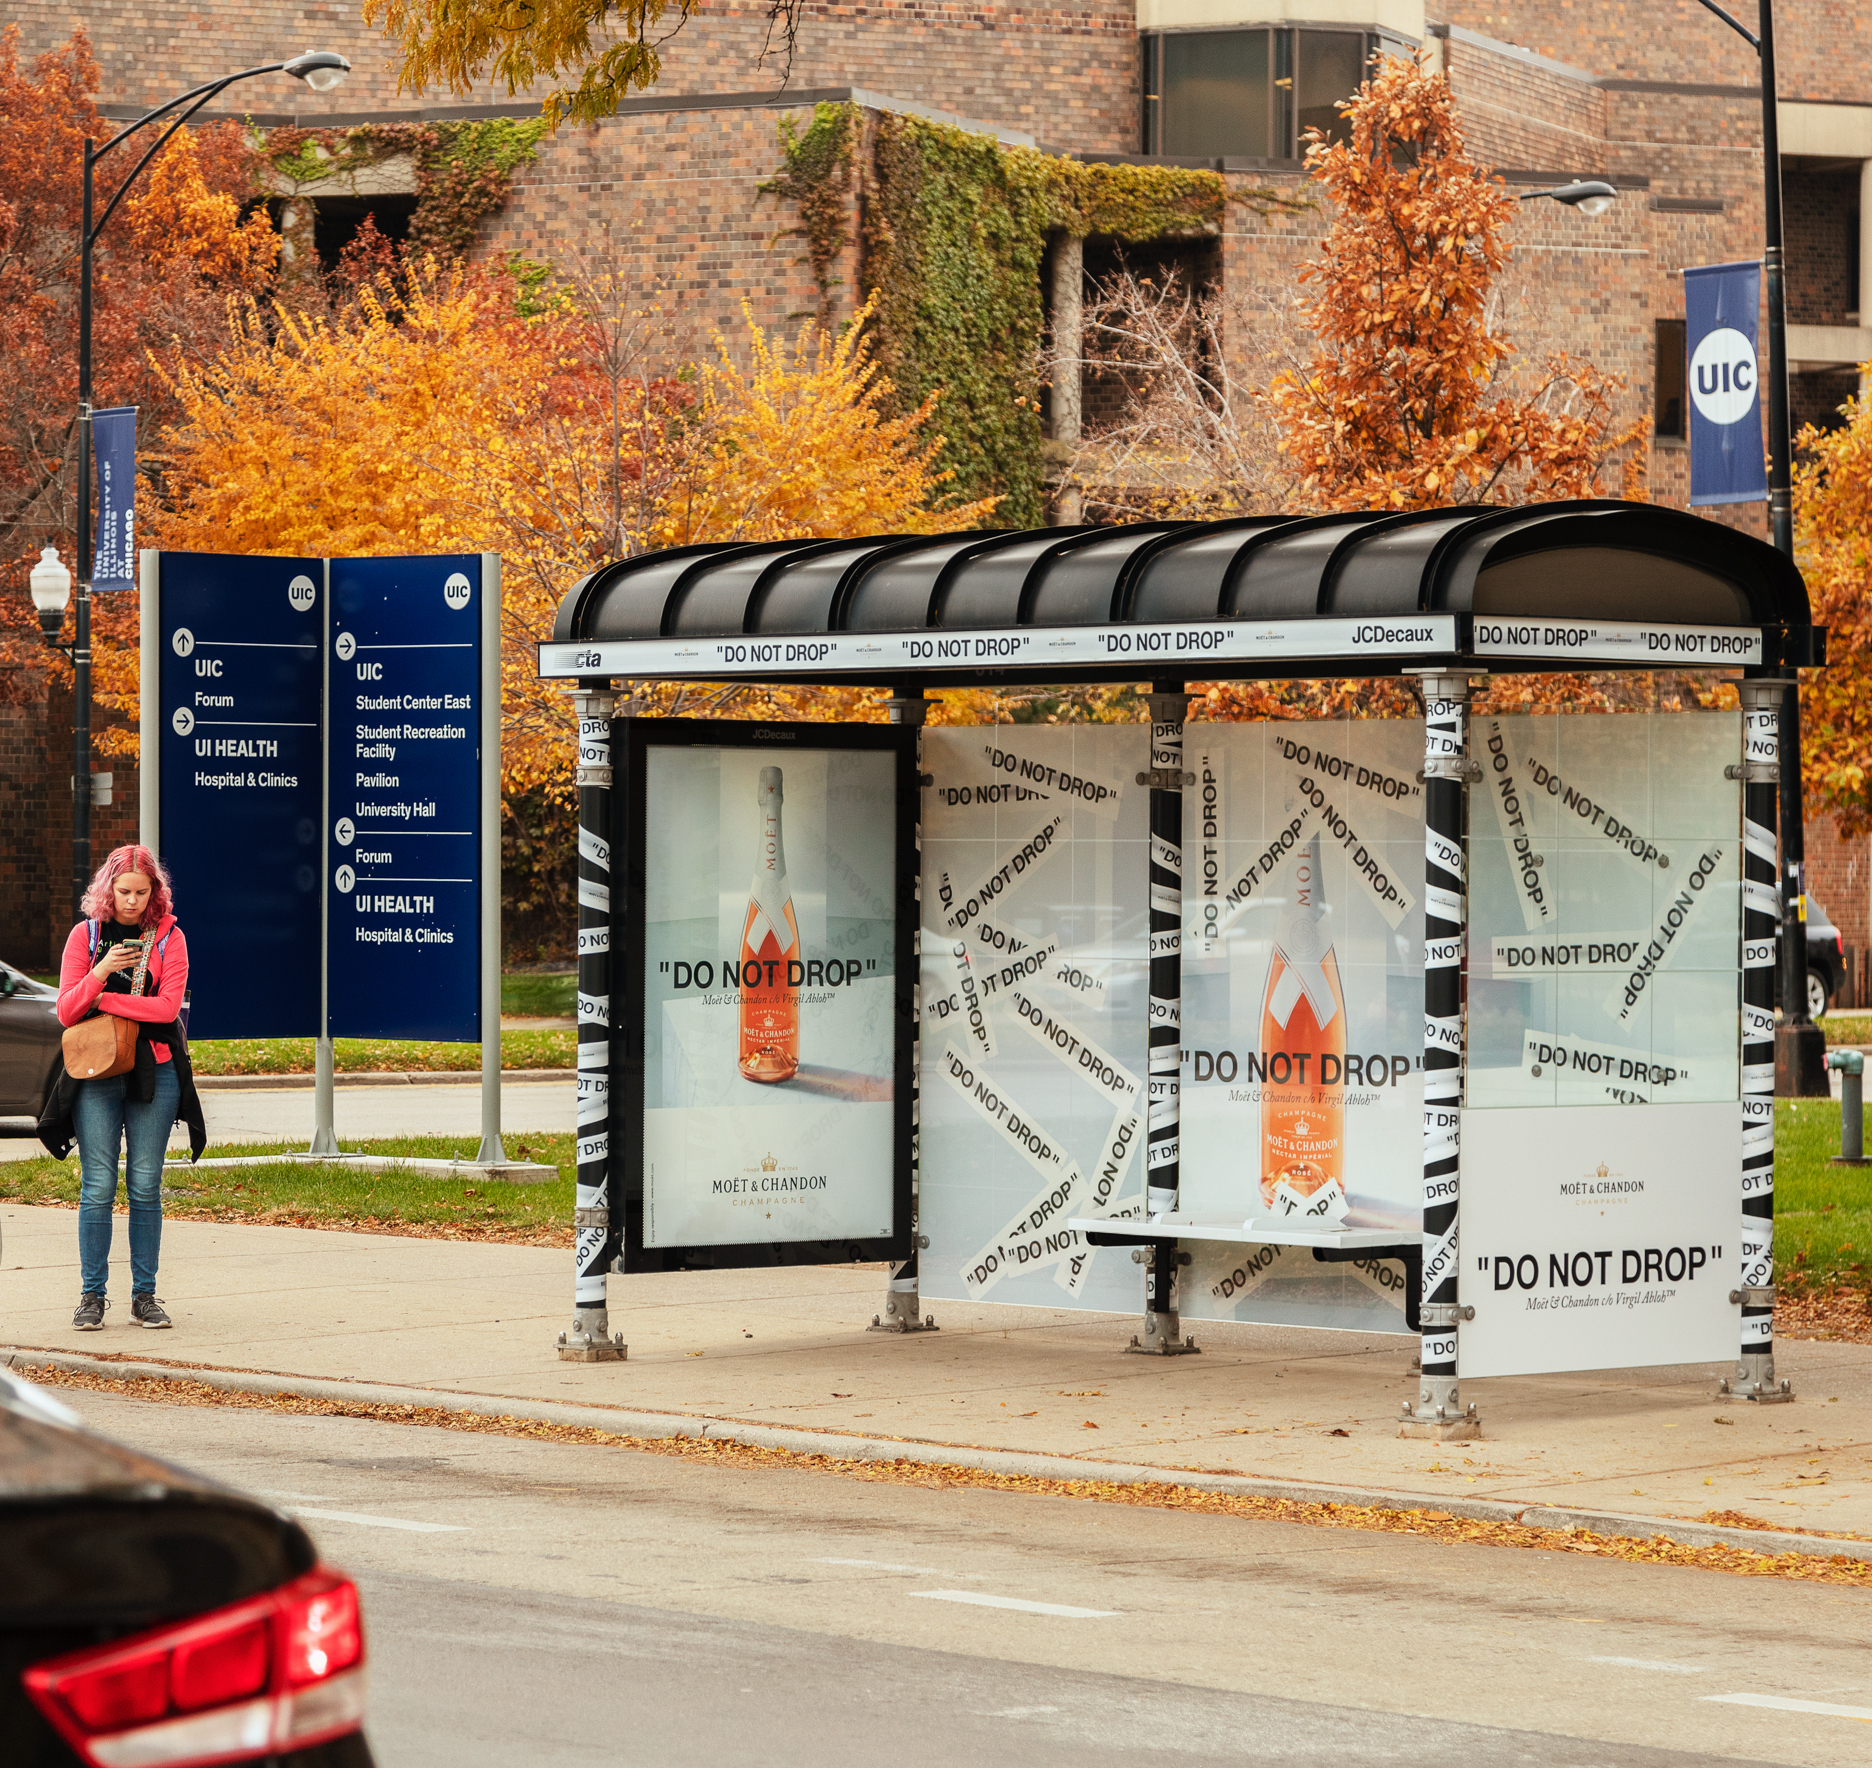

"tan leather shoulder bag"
[61,927,152,1081]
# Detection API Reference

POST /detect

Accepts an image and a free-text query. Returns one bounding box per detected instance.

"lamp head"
[283,50,351,93]
[29,545,71,644]
[1550,180,1618,218]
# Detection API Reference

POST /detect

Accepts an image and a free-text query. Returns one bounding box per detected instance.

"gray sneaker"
[73,1293,107,1331]
[131,1295,172,1330]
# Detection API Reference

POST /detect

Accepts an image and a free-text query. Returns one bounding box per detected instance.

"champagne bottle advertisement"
[1459,711,1740,1378]
[639,743,899,1250]
[1178,720,1426,1333]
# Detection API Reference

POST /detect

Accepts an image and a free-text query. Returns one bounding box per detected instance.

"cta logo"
[1691,327,1757,425]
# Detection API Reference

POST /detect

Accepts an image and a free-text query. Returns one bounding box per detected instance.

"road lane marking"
[911,1591,1118,1618]
[1705,1694,1872,1722]
[988,1708,1062,1719]
[816,1558,949,1574]
[292,1506,465,1533]
[1588,1657,1708,1674]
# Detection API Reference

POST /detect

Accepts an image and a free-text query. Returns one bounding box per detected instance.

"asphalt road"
[54,1390,1872,1768]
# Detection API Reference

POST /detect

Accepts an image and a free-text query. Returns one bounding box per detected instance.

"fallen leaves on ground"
[21,1364,1872,1589]
[1772,1286,1872,1345]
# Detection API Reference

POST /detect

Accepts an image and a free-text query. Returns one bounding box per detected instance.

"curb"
[7,1344,1869,1566]
[195,1070,575,1091]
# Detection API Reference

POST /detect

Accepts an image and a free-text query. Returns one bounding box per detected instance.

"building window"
[1142,27,1391,160]
[1655,318,1687,442]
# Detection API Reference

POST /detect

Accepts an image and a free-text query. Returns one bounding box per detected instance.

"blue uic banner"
[325,555,481,1042]
[158,554,323,1037]
[91,407,137,591]
[1683,261,1767,507]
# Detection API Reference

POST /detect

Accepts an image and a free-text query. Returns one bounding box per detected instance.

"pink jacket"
[57,915,189,1065]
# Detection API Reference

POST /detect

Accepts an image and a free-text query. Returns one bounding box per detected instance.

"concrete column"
[1051,234,1084,525]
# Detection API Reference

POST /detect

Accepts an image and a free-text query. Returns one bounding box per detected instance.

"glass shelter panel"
[1462,711,1741,1379]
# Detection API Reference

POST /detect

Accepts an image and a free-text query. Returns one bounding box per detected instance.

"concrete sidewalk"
[4,1201,1870,1546]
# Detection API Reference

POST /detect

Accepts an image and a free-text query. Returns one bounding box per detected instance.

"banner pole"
[560,681,623,1361]
[310,556,339,1157]
[1132,682,1198,1356]
[871,688,937,1334]
[1402,670,1480,1440]
[1729,678,1793,1402]
[475,553,506,1166]
[138,549,159,854]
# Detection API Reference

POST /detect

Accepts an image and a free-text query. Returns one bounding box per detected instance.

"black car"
[2,1366,374,1767]
[0,960,62,1118]
[1781,893,1846,1020]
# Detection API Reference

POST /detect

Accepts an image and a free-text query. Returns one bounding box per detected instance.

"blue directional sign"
[325,555,482,1040]
[156,553,323,1037]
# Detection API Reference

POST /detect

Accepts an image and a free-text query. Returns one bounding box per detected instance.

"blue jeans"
[75,1062,178,1297]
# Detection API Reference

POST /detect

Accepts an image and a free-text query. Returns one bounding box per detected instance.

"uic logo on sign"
[288,575,316,613]
[1690,326,1757,425]
[443,572,472,611]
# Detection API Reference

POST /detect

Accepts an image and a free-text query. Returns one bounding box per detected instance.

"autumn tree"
[363,0,803,129]
[0,27,276,712]
[1794,396,1872,834]
[1271,54,1646,511]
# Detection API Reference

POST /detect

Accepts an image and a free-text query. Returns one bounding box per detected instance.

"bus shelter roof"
[539,501,1818,689]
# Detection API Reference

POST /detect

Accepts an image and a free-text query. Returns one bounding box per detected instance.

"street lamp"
[1682,0,1820,1086]
[58,48,350,919]
[1519,179,1619,217]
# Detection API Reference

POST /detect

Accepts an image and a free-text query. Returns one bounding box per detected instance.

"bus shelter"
[537,500,1819,1438]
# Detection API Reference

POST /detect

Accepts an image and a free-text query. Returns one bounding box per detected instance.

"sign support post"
[1403,671,1480,1440]
[1728,678,1793,1401]
[871,688,937,1334]
[475,554,506,1166]
[560,683,624,1361]
[137,550,160,854]
[1132,684,1198,1356]
[311,560,342,1157]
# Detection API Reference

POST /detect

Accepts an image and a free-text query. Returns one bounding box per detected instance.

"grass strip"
[0,1136,574,1245]
[23,1362,1872,1587]
[188,1031,573,1075]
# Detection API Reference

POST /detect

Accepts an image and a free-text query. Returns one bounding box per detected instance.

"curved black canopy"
[540,501,1817,687]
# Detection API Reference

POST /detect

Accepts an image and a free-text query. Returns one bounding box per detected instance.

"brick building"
[5,0,1870,981]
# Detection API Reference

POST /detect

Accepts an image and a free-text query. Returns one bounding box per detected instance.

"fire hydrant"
[1827,1049,1868,1166]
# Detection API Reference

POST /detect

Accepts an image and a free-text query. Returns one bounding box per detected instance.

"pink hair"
[81,845,174,927]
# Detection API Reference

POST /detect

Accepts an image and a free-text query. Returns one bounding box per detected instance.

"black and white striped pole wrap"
[1729,680,1791,1401]
[1401,672,1479,1438]
[1133,686,1197,1354]
[559,687,625,1361]
[871,689,935,1334]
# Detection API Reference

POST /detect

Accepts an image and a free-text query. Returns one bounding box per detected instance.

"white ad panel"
[1179,721,1424,1333]
[640,744,897,1247]
[1460,1102,1737,1377]
[919,726,1151,1312]
[1462,712,1741,1376]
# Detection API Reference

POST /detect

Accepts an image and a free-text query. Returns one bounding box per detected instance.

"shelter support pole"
[1401,672,1479,1441]
[872,688,937,1334]
[1130,684,1198,1356]
[560,684,625,1362]
[1726,680,1793,1402]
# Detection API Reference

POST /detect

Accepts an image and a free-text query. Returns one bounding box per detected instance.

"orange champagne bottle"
[738,765,801,1083]
[1259,834,1346,1208]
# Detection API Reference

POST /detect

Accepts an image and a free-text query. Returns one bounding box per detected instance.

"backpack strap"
[87,918,99,962]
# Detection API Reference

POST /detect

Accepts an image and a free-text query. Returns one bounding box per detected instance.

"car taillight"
[24,1567,366,1768]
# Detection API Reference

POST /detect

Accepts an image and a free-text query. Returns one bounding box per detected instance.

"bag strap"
[87,918,99,962]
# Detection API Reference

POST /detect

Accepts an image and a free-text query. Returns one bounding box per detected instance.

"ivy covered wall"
[768,102,1230,529]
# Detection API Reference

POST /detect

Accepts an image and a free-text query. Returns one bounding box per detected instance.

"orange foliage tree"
[1271,54,1647,513]
[1795,396,1872,835]
[0,28,275,705]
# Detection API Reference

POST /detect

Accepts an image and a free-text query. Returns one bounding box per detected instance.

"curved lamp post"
[54,49,350,919]
[1519,178,1619,217]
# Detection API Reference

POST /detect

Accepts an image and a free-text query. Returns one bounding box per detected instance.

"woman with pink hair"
[52,844,195,1331]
